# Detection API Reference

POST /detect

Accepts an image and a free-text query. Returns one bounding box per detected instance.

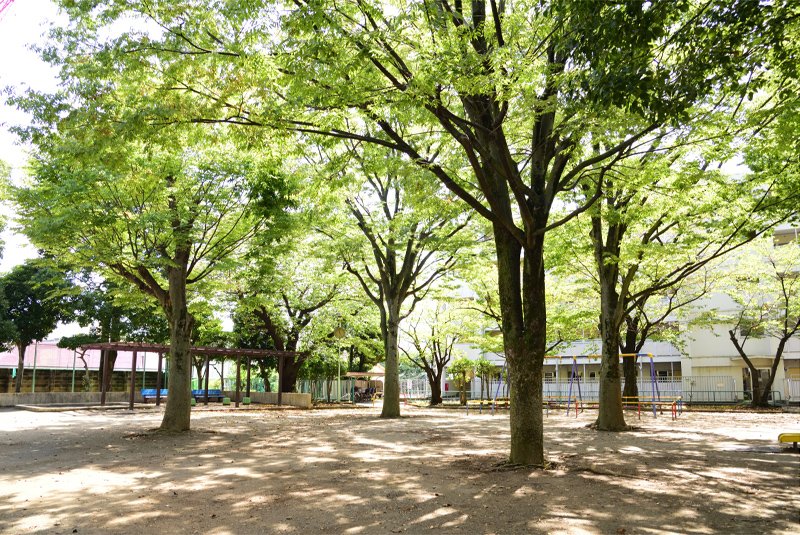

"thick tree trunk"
[621,316,639,399]
[747,363,766,408]
[381,301,402,418]
[14,344,26,393]
[622,355,639,399]
[758,378,774,406]
[497,226,545,467]
[159,267,195,432]
[425,368,443,405]
[758,340,788,407]
[596,274,627,430]
[99,350,118,392]
[280,358,304,392]
[430,378,442,406]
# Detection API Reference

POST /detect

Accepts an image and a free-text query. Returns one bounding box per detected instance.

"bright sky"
[0,0,64,273]
[0,0,80,338]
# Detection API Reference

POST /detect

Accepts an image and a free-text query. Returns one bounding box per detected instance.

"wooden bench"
[192,389,225,402]
[141,389,168,402]
[778,433,800,450]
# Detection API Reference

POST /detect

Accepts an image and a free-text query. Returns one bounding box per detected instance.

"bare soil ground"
[0,404,798,535]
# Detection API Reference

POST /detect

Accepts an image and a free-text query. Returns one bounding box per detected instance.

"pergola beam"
[79,341,303,358]
[78,342,305,407]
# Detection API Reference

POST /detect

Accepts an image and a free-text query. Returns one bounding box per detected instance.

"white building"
[438,229,800,405]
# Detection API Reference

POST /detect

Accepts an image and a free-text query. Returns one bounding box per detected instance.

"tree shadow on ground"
[0,407,797,534]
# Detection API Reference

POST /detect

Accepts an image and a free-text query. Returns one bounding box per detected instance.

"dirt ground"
[0,403,798,535]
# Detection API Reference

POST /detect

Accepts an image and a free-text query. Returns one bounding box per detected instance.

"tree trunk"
[621,316,639,399]
[746,363,766,407]
[430,378,442,406]
[381,301,402,418]
[499,226,545,467]
[99,350,118,392]
[426,368,443,406]
[159,267,195,432]
[758,338,790,407]
[621,356,639,400]
[14,344,26,393]
[280,357,304,392]
[596,273,627,430]
[193,357,205,390]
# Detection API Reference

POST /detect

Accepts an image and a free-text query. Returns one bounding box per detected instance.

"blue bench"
[192,389,225,402]
[141,389,168,402]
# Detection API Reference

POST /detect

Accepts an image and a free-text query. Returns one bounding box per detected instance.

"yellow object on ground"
[778,433,800,448]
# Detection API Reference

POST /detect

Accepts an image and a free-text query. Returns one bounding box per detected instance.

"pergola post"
[235,355,241,407]
[246,358,251,398]
[278,356,284,406]
[100,350,108,406]
[156,352,163,407]
[129,350,137,410]
[204,355,210,405]
[78,342,303,409]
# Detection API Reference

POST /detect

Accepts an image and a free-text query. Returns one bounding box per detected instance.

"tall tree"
[43,0,790,464]
[69,276,169,392]
[724,237,800,407]
[2,260,72,392]
[231,233,347,392]
[569,140,790,429]
[12,96,290,431]
[321,142,471,417]
[401,301,472,406]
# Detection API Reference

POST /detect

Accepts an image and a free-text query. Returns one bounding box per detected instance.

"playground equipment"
[560,353,681,419]
[778,432,800,451]
[465,353,682,420]
[464,363,508,415]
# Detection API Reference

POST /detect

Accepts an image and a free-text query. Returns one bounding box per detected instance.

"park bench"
[778,432,800,451]
[141,388,168,402]
[192,389,225,402]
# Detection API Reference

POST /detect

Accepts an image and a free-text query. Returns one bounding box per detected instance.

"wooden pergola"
[79,342,304,410]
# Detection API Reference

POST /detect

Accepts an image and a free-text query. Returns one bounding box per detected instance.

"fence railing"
[787,379,800,402]
[298,375,800,404]
[468,375,742,404]
[297,378,356,402]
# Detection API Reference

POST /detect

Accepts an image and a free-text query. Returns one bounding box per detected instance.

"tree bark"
[758,337,789,406]
[621,317,639,399]
[159,266,195,432]
[596,273,627,430]
[430,378,442,406]
[193,357,205,390]
[621,355,639,399]
[497,225,545,466]
[381,300,402,418]
[279,358,303,392]
[14,344,26,393]
[98,349,118,392]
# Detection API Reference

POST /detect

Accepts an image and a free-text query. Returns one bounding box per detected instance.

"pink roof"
[0,341,163,371]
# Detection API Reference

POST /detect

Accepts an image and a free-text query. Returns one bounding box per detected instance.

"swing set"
[561,353,682,419]
[466,353,682,419]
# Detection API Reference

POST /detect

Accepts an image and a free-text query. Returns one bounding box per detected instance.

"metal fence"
[297,378,356,402]
[297,375,800,404]
[400,377,433,399]
[471,375,742,404]
[785,379,800,402]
